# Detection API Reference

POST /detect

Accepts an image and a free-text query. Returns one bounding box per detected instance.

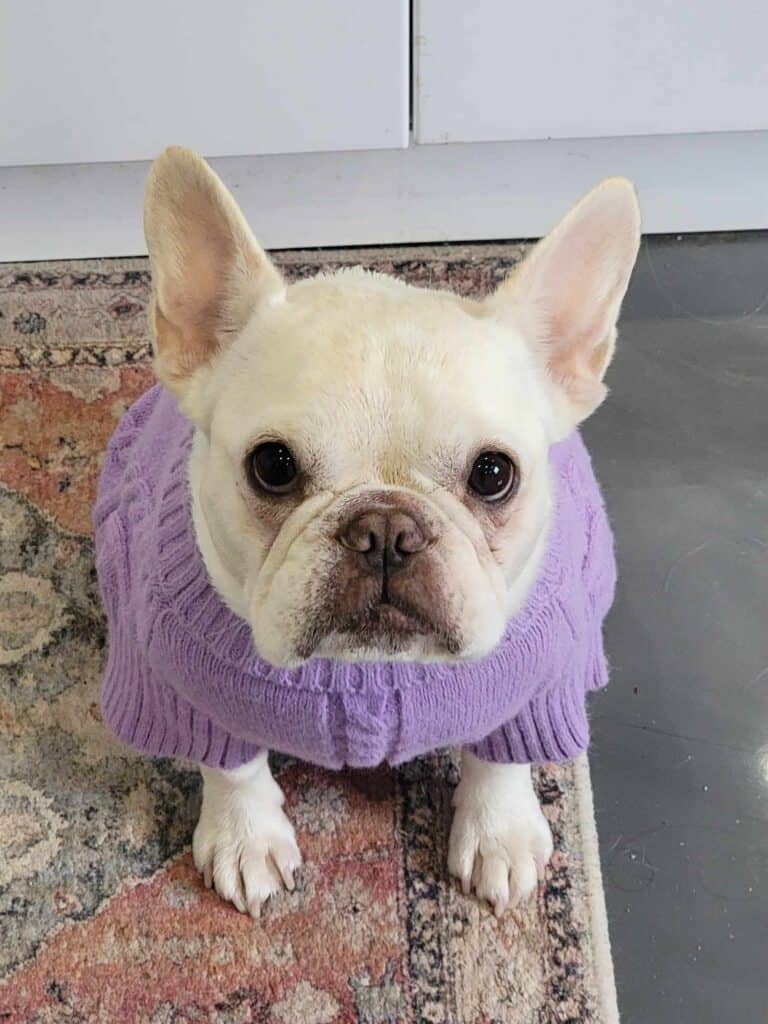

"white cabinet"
[415,0,768,144]
[2,0,768,258]
[0,0,409,166]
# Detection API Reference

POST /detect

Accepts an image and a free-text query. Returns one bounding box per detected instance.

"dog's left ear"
[491,178,640,438]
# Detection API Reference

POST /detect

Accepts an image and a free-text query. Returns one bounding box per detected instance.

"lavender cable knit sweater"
[94,385,616,771]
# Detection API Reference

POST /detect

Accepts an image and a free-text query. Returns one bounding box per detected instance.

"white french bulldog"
[140,147,639,917]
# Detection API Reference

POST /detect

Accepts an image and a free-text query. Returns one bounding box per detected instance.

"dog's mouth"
[338,601,429,645]
[297,595,464,661]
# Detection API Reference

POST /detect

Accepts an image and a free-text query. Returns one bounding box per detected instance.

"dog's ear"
[144,146,284,415]
[491,178,640,438]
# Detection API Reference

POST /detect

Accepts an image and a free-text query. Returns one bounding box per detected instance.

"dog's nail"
[461,876,471,896]
[248,900,262,919]
[276,858,296,891]
[203,865,213,889]
[232,892,247,914]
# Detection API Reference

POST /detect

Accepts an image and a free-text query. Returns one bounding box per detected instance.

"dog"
[93,147,639,918]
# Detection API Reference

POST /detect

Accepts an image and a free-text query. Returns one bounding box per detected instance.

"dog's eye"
[248,442,299,494]
[468,451,517,502]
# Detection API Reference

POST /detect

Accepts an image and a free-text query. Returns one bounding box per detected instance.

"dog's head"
[144,148,639,666]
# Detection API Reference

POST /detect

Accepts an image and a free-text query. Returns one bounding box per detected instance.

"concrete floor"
[582,233,768,1023]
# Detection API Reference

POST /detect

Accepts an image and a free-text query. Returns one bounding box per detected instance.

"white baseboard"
[1,131,767,262]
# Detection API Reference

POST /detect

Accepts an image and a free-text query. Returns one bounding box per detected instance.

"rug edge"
[0,241,533,276]
[573,753,621,1024]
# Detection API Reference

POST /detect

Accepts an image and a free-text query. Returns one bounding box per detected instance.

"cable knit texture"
[93,385,616,771]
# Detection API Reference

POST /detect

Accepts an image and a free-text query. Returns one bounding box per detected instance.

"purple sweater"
[93,385,616,771]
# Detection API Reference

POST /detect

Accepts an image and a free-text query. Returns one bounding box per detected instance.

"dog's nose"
[338,508,430,572]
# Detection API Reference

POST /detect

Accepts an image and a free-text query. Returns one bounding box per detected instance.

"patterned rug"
[0,248,618,1024]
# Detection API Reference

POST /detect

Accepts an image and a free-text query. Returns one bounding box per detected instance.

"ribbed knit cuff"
[469,680,590,764]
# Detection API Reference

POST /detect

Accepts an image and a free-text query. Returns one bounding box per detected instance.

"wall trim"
[1,131,767,262]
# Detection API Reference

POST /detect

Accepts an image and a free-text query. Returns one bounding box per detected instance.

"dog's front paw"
[448,754,553,916]
[193,758,302,917]
[193,801,301,916]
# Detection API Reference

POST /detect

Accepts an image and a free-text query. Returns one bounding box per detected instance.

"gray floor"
[582,233,768,1023]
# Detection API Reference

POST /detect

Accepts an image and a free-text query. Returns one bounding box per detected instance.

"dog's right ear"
[144,146,284,417]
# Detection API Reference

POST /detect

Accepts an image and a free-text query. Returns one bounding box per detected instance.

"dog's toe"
[473,851,511,916]
[506,844,540,905]
[240,844,283,916]
[212,848,248,913]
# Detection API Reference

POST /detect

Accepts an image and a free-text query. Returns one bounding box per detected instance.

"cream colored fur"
[143,147,640,917]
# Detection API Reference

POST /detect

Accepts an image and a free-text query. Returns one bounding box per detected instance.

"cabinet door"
[0,1,408,166]
[415,0,768,144]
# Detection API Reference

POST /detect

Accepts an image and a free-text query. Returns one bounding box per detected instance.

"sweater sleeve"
[467,676,590,764]
[96,483,262,773]
[99,594,263,771]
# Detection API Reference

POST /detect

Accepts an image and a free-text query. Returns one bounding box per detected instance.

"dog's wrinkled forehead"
[210,269,548,480]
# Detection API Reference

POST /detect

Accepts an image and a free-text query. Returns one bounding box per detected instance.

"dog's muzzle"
[296,492,463,658]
